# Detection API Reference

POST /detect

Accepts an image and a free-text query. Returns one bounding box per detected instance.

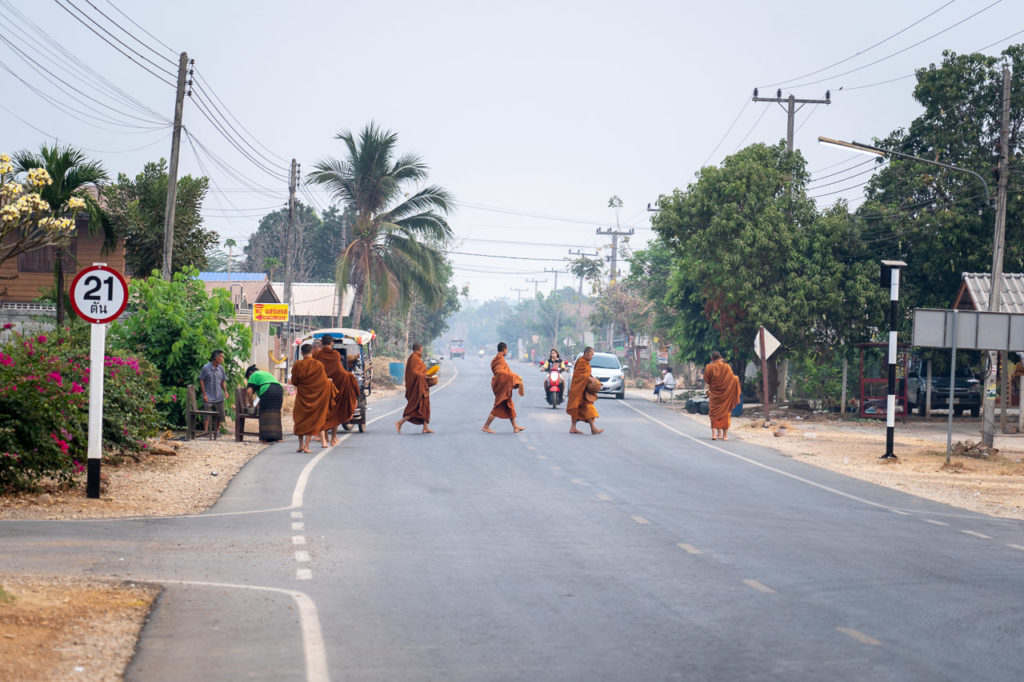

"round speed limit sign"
[69,264,129,324]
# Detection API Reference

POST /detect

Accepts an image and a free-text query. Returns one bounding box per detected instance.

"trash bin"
[389,362,404,385]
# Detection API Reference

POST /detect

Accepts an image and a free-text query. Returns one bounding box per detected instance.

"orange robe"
[704,360,741,430]
[566,355,599,421]
[290,357,337,436]
[314,347,360,429]
[402,351,431,425]
[490,354,519,420]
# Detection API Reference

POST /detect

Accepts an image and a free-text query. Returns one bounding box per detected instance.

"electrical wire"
[103,0,178,57]
[50,0,176,86]
[78,0,176,66]
[192,68,290,165]
[444,251,570,261]
[190,76,288,172]
[760,0,961,88]
[807,161,887,189]
[184,127,281,194]
[732,105,769,153]
[784,0,1003,90]
[702,96,750,166]
[809,157,879,182]
[188,89,288,182]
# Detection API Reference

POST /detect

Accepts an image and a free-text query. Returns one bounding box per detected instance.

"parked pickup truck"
[449,339,465,359]
[905,354,982,417]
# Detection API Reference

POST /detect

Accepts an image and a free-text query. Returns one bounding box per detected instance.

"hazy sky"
[1,0,1020,302]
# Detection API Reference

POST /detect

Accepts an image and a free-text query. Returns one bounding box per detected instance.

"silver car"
[584,351,627,400]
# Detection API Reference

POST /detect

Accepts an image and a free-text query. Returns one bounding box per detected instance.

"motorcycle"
[541,360,567,408]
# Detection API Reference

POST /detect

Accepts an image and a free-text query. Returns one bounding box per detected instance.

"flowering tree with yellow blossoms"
[0,153,85,293]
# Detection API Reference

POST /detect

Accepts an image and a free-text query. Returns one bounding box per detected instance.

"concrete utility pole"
[510,287,528,303]
[544,268,565,291]
[162,52,191,281]
[283,159,297,311]
[526,278,547,296]
[751,89,831,151]
[568,249,598,295]
[982,66,1012,447]
[595,226,633,284]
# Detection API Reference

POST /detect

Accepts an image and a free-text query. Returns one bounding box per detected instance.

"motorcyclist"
[540,348,567,372]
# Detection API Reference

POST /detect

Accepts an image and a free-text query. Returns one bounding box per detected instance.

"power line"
[50,0,176,85]
[187,90,288,183]
[103,0,178,57]
[760,0,961,88]
[702,96,750,166]
[79,0,177,66]
[190,74,288,171]
[192,69,290,165]
[732,105,769,153]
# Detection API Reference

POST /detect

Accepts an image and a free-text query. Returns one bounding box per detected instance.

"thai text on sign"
[253,303,289,321]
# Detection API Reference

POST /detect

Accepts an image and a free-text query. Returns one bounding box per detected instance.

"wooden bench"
[234,385,261,442]
[185,384,221,440]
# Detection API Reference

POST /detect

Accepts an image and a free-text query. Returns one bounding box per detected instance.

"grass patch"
[0,585,14,604]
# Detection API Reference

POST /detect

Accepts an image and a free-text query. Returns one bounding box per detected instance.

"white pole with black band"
[881,260,906,460]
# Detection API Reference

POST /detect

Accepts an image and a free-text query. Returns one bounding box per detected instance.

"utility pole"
[161,52,191,281]
[510,287,528,303]
[568,249,598,295]
[751,89,831,151]
[595,226,634,284]
[982,66,1012,447]
[282,158,297,369]
[525,277,547,296]
[544,268,565,291]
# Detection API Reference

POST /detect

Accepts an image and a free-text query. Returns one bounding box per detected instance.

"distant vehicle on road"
[449,339,465,359]
[905,354,981,417]
[575,351,627,399]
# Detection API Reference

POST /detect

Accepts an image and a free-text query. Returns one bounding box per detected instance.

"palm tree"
[12,144,110,323]
[308,123,454,328]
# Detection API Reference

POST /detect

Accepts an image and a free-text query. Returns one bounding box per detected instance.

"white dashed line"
[295,551,311,562]
[569,478,585,486]
[836,627,882,646]
[296,568,313,581]
[537,455,548,460]
[676,543,702,554]
[889,509,911,516]
[630,515,651,525]
[292,522,305,531]
[1007,544,1024,552]
[962,530,992,539]
[550,465,562,471]
[924,519,949,526]
[742,579,775,594]
[595,494,612,502]
[291,511,303,519]
[292,536,307,545]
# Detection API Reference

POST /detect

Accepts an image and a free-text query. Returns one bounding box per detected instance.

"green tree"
[262,257,283,280]
[308,122,455,327]
[104,159,218,278]
[859,44,1024,310]
[11,144,111,323]
[108,267,251,425]
[243,202,319,279]
[567,254,604,294]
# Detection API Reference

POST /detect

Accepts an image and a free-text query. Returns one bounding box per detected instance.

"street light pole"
[819,136,999,447]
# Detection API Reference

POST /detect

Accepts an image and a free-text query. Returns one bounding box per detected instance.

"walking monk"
[290,343,337,452]
[314,334,360,445]
[566,346,603,435]
[396,342,434,434]
[482,341,525,433]
[703,350,741,441]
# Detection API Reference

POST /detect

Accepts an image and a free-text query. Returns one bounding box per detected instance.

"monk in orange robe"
[566,346,603,435]
[396,343,434,434]
[482,341,525,434]
[703,350,741,441]
[290,343,337,452]
[314,334,360,445]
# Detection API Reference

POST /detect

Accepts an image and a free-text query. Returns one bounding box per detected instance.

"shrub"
[108,267,251,426]
[0,324,160,492]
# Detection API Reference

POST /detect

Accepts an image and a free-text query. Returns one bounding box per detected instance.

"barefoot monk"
[290,343,336,452]
[396,343,434,434]
[314,334,360,445]
[703,350,741,441]
[566,347,603,435]
[482,341,525,434]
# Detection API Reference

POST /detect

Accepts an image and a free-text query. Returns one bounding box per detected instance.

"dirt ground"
[4,381,1023,680]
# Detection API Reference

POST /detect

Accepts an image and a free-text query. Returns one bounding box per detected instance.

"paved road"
[3,357,1024,681]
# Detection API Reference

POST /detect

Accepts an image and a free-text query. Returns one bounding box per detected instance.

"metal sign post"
[69,264,129,499]
[754,326,781,422]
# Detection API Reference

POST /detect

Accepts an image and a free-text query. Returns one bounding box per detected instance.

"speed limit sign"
[70,264,129,324]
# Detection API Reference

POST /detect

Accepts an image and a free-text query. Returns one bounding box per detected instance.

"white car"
[579,351,627,399]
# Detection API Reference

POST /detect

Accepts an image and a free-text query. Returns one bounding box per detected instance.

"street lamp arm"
[818,136,991,207]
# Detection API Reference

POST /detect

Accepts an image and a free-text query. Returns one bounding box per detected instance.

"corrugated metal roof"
[957,273,1024,314]
[272,282,354,318]
[197,272,267,282]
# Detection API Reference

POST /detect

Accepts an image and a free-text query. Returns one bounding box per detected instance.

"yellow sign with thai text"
[253,303,289,322]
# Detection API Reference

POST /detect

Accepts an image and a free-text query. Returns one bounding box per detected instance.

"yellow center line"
[836,627,882,646]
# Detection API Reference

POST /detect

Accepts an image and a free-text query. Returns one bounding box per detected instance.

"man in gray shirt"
[199,350,227,433]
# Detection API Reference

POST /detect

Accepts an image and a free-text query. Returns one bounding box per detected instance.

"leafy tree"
[104,159,218,278]
[11,144,111,323]
[859,44,1024,310]
[567,254,604,294]
[308,122,454,327]
[108,267,251,425]
[243,202,318,279]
